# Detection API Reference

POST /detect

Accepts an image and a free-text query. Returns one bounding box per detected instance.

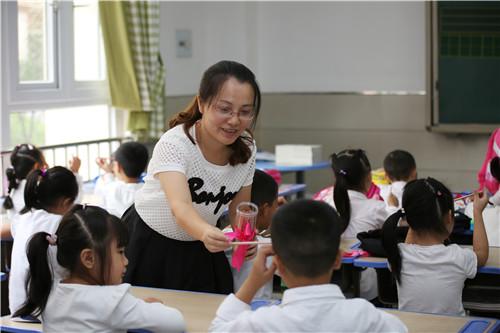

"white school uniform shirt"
[225,236,273,300]
[209,284,407,333]
[396,243,477,316]
[9,209,67,314]
[42,282,185,333]
[135,124,256,241]
[94,173,143,218]
[379,181,406,213]
[328,190,389,300]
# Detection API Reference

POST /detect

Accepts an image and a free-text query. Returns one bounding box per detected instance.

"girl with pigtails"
[9,166,78,315]
[382,178,489,316]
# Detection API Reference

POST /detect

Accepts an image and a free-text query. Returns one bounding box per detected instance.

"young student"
[94,141,149,218]
[210,200,407,332]
[225,169,279,299]
[380,150,417,210]
[3,144,47,220]
[9,166,79,315]
[14,205,185,332]
[330,149,389,300]
[382,178,489,316]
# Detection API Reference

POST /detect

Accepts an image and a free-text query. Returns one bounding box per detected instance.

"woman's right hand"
[201,226,230,253]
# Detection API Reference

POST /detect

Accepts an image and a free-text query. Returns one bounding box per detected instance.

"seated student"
[210,200,407,332]
[382,178,489,316]
[95,141,149,218]
[14,205,185,332]
[329,149,389,300]
[380,150,417,210]
[225,169,279,300]
[9,167,79,315]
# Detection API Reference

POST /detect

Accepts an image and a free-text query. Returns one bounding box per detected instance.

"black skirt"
[122,205,233,294]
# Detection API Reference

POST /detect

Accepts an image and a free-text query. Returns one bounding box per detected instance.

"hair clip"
[46,234,58,246]
[41,168,47,177]
[339,169,348,176]
[436,190,442,197]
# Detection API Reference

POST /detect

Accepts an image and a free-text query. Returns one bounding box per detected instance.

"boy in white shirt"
[210,199,408,333]
[95,142,149,218]
[380,150,417,212]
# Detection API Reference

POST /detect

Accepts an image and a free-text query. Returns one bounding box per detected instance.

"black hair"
[383,150,417,181]
[20,166,78,214]
[251,169,278,207]
[330,149,372,231]
[13,205,129,318]
[113,142,149,178]
[382,177,453,284]
[3,144,45,210]
[169,60,261,166]
[271,199,342,278]
[490,157,500,182]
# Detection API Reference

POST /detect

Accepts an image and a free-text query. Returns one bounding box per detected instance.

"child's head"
[330,149,372,230]
[14,205,129,317]
[251,169,279,231]
[3,144,46,210]
[490,156,500,182]
[21,166,78,215]
[270,199,342,283]
[383,150,417,182]
[382,177,453,284]
[112,142,149,180]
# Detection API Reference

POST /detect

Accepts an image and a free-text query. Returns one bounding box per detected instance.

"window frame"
[1,0,110,148]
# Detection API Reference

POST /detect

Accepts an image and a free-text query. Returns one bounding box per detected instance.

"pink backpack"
[477,128,500,194]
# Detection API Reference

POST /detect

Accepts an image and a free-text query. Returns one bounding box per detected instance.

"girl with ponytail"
[330,149,390,300]
[14,205,185,332]
[9,166,78,315]
[382,178,489,316]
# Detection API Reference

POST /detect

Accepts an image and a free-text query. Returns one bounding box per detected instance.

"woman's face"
[199,77,255,146]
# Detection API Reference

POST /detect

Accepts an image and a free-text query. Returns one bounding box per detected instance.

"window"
[1,0,112,149]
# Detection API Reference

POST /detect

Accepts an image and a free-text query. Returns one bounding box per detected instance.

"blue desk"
[278,184,306,197]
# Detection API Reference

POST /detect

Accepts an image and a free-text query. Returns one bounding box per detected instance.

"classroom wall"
[161,2,491,193]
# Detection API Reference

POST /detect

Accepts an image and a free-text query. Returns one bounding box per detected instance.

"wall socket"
[175,29,192,58]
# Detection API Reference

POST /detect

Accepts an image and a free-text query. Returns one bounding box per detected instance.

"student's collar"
[347,190,367,200]
[281,284,344,306]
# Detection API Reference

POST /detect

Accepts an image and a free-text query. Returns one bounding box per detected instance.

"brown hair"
[169,60,261,166]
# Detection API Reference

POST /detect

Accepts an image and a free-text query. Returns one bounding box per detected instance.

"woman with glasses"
[122,60,261,293]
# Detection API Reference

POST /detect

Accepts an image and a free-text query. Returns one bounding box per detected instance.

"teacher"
[123,60,260,294]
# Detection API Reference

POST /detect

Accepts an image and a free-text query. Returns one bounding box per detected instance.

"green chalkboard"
[437,2,500,125]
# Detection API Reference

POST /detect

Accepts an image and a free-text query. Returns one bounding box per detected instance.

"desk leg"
[296,171,305,198]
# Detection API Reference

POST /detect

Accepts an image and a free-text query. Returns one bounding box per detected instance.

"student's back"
[210,200,407,333]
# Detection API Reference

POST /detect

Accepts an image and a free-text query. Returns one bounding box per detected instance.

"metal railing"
[1,137,132,197]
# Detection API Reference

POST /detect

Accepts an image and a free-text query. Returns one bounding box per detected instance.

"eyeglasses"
[214,105,255,121]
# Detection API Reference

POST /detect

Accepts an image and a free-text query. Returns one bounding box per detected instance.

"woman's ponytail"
[13,232,54,318]
[382,210,405,284]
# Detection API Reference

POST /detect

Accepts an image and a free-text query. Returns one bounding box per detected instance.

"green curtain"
[99,0,165,139]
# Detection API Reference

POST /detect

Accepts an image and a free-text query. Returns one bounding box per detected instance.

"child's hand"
[245,244,257,260]
[95,157,112,173]
[277,196,287,207]
[247,245,276,289]
[473,190,489,213]
[69,156,81,173]
[143,297,163,304]
[387,192,399,207]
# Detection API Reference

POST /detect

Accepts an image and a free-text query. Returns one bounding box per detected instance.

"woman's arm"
[158,172,230,252]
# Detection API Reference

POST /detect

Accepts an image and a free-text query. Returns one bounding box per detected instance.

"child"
[9,166,78,314]
[489,156,500,206]
[3,144,47,219]
[210,200,407,332]
[225,169,279,299]
[382,178,489,316]
[94,141,149,218]
[330,149,389,300]
[14,205,185,332]
[380,150,417,210]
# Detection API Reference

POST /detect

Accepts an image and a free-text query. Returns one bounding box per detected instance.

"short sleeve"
[148,138,189,176]
[458,246,477,279]
[242,142,256,187]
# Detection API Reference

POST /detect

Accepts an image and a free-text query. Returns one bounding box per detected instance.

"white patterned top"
[135,124,256,241]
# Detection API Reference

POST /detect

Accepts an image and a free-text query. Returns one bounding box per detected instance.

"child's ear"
[273,255,285,276]
[61,197,74,210]
[80,249,96,269]
[196,95,203,115]
[333,250,343,270]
